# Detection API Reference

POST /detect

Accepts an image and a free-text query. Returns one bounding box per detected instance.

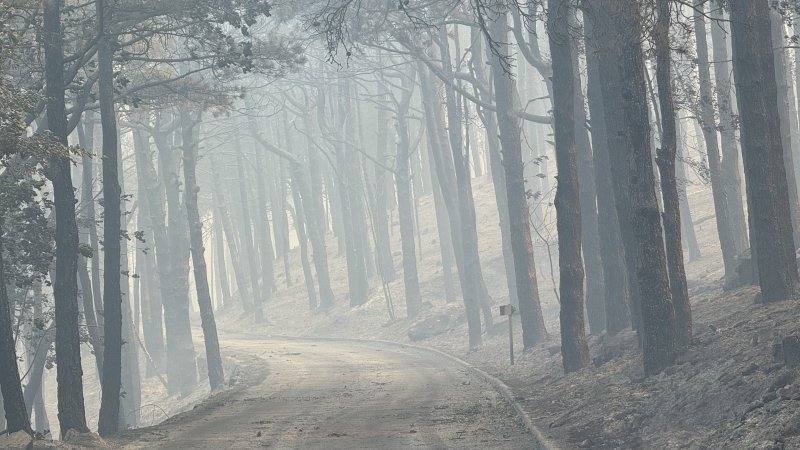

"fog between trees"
[1,0,799,446]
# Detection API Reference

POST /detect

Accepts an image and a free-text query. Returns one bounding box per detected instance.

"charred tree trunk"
[584,31,632,336]
[770,9,800,244]
[395,74,423,319]
[131,128,165,374]
[693,0,747,283]
[488,12,548,348]
[44,0,89,436]
[438,29,494,338]
[0,232,31,435]
[210,162,251,311]
[654,0,692,349]
[154,122,198,396]
[418,62,482,348]
[588,0,677,375]
[77,120,105,376]
[585,2,644,336]
[729,0,799,302]
[709,2,749,256]
[289,166,318,310]
[179,109,224,391]
[234,136,265,321]
[97,0,122,434]
[300,100,335,309]
[547,0,590,372]
[472,26,520,310]
[424,106,458,305]
[569,20,606,336]
[675,119,701,262]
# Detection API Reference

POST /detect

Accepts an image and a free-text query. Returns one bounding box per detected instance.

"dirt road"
[114,335,536,449]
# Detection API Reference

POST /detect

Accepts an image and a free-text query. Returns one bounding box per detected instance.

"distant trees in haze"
[2,0,800,440]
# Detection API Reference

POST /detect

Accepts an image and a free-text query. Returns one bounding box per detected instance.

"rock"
[769,369,797,392]
[0,431,32,450]
[407,313,452,342]
[778,384,800,400]
[743,363,759,376]
[762,391,778,403]
[754,329,776,346]
[773,338,785,363]
[62,430,106,448]
[783,336,800,368]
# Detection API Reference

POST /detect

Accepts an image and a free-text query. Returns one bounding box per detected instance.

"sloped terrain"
[231,177,800,449]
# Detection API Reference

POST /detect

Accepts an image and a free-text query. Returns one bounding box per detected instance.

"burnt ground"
[230,179,800,449]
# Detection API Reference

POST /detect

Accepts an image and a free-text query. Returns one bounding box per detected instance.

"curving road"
[116,336,534,449]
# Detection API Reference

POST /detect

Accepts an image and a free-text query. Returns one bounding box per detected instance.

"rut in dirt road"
[114,337,538,449]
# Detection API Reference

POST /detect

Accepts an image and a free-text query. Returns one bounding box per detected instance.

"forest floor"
[218,176,800,449]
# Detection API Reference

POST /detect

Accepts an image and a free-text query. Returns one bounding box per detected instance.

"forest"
[1,0,800,448]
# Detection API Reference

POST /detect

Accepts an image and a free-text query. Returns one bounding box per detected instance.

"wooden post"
[500,304,516,365]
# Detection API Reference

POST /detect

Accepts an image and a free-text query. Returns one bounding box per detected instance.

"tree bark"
[395,73,423,319]
[709,2,749,257]
[675,119,701,262]
[488,12,548,348]
[44,0,89,436]
[233,136,265,321]
[547,0,590,372]
[654,0,692,349]
[729,0,799,302]
[180,109,225,391]
[97,0,123,434]
[0,232,31,435]
[131,127,165,374]
[693,0,747,283]
[769,8,800,244]
[583,20,632,337]
[587,0,677,375]
[153,122,198,396]
[569,19,605,336]
[437,29,494,339]
[418,62,483,348]
[471,26,520,310]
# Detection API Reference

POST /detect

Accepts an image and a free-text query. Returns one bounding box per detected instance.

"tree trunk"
[437,29,494,339]
[44,0,89,436]
[569,19,605,336]
[547,0,590,372]
[584,27,632,336]
[210,161,251,311]
[654,0,692,349]
[693,0,747,282]
[424,112,458,305]
[214,216,232,309]
[300,105,335,309]
[729,0,799,302]
[153,122,198,396]
[587,0,677,375]
[770,8,800,244]
[180,109,224,391]
[0,232,31,435]
[395,74,423,319]
[131,128,165,374]
[675,118,701,262]
[96,1,122,435]
[234,136,265,321]
[76,123,104,376]
[709,2,749,257]
[488,12,548,348]
[471,26,520,310]
[418,62,482,348]
[289,165,318,310]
